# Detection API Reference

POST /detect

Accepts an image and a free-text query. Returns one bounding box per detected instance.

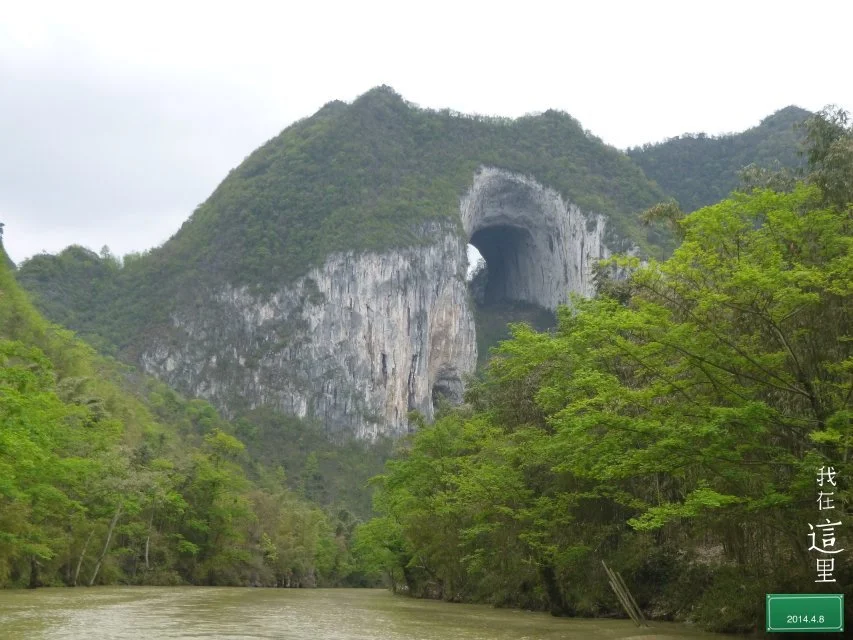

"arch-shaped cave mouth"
[467,225,556,368]
[469,224,532,306]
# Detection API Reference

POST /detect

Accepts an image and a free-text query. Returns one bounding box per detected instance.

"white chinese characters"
[810,466,843,583]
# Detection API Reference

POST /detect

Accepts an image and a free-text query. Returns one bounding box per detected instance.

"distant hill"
[627,105,810,211]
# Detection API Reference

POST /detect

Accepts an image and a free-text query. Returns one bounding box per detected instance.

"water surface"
[0,587,725,639]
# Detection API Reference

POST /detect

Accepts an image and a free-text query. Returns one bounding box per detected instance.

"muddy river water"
[0,587,728,639]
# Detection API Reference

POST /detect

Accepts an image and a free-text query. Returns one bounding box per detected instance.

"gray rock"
[139,167,621,438]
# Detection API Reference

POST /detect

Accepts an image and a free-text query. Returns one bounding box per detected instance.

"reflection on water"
[0,587,725,639]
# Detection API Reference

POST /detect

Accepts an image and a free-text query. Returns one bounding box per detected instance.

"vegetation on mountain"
[0,247,383,588]
[628,105,810,212]
[158,86,667,286]
[17,86,666,356]
[356,108,853,632]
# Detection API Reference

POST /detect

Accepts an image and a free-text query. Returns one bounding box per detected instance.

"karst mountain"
[16,86,809,437]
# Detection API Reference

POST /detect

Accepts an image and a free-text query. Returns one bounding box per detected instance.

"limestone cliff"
[140,221,473,439]
[139,167,617,438]
[18,88,665,439]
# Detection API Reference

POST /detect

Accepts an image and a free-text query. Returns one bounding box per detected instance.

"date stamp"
[766,594,844,633]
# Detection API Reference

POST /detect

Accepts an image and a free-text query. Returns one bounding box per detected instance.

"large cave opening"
[426,167,608,423]
[427,166,604,413]
[465,227,556,368]
[469,225,529,305]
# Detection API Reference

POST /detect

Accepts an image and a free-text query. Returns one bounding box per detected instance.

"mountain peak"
[353,85,406,106]
[760,105,812,128]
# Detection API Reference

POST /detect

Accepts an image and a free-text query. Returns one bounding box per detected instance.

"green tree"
[361,106,852,631]
[0,245,357,589]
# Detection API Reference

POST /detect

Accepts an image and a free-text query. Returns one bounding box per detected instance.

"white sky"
[2,0,851,264]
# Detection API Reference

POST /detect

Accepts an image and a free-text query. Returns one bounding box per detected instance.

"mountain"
[627,105,810,212]
[17,86,668,437]
[13,89,812,439]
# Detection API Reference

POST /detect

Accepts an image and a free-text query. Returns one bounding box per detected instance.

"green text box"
[766,594,844,632]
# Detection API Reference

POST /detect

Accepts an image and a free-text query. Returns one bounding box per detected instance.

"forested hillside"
[356,108,853,632]
[628,105,810,212]
[0,244,384,588]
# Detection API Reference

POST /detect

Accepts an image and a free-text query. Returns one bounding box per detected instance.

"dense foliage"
[0,249,381,588]
[17,86,666,356]
[628,105,810,212]
[150,86,667,287]
[357,109,852,632]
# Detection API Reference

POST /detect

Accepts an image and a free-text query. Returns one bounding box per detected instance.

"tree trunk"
[27,557,41,589]
[89,504,123,586]
[387,570,397,593]
[73,529,95,587]
[540,564,573,617]
[144,510,154,570]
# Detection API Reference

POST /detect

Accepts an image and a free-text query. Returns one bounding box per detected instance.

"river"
[0,587,727,639]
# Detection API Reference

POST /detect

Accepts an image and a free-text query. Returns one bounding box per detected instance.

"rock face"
[462,167,612,308]
[139,167,617,438]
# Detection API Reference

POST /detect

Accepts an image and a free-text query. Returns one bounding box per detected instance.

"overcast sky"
[2,0,851,265]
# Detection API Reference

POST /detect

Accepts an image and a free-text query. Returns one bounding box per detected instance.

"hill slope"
[627,105,810,211]
[0,239,381,587]
[150,86,667,288]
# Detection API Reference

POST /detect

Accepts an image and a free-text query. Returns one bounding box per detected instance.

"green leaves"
[0,248,362,588]
[362,127,852,624]
[628,488,742,531]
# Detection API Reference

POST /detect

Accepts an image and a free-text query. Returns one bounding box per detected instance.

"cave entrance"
[467,225,535,306]
[466,226,556,367]
[428,167,602,409]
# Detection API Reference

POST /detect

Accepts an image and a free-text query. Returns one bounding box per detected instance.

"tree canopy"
[0,246,380,588]
[357,108,852,632]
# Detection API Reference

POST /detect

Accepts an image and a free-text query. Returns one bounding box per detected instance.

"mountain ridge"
[13,87,812,437]
[627,104,810,211]
[17,85,668,356]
